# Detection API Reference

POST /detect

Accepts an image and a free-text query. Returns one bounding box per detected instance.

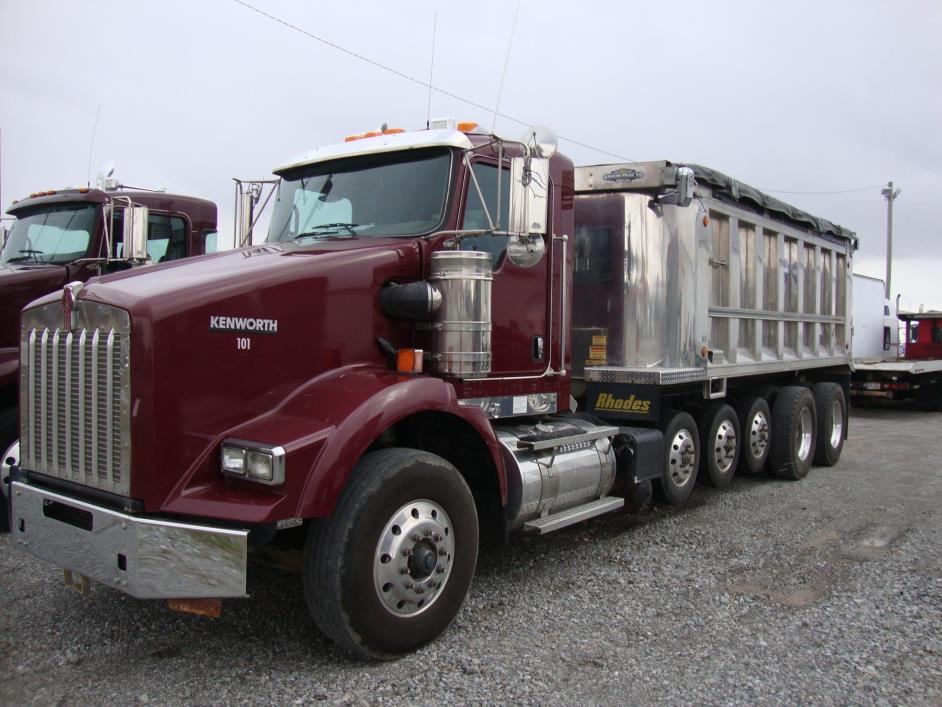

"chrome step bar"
[523,496,625,534]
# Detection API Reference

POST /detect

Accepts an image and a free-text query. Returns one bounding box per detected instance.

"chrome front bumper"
[10,481,248,599]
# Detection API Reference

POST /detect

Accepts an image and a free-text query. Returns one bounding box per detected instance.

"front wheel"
[303,448,479,658]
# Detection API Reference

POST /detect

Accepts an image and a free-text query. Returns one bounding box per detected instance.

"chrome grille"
[20,301,132,496]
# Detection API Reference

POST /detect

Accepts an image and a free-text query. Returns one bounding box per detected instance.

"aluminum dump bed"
[572,161,856,387]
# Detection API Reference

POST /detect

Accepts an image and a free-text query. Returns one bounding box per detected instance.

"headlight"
[220,440,285,486]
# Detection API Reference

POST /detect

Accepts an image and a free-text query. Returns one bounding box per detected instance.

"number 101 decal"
[237,337,251,350]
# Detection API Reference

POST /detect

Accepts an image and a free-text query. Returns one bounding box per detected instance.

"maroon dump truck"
[0,187,217,519]
[5,121,855,657]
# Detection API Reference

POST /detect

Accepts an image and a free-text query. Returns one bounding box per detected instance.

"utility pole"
[881,181,901,301]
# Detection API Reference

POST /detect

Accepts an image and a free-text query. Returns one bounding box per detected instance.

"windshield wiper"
[5,248,47,264]
[293,223,359,240]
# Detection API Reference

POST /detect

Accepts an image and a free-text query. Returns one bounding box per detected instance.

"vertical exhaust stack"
[427,251,493,378]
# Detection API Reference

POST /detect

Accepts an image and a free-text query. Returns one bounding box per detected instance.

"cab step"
[523,496,625,534]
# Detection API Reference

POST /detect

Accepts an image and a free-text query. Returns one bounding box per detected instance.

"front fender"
[162,365,505,524]
[291,367,504,518]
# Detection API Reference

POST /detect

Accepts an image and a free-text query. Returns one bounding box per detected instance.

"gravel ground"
[1,407,940,705]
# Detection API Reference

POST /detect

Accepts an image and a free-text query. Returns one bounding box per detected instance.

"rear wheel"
[769,386,817,480]
[737,395,771,475]
[813,383,846,466]
[303,448,479,658]
[655,411,699,505]
[698,402,740,488]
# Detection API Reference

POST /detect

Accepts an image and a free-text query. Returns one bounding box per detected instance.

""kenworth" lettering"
[210,315,279,334]
[595,392,651,413]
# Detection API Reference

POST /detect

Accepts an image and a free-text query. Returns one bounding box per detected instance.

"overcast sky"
[2,0,940,310]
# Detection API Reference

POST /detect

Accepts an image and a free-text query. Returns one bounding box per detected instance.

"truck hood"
[0,263,68,349]
[76,239,415,322]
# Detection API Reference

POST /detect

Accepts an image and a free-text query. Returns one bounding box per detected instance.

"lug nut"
[403,581,414,589]
[401,549,411,557]
[412,534,422,542]
[415,587,425,595]
[438,548,447,556]
[423,529,432,537]
[399,567,410,575]
[436,567,445,574]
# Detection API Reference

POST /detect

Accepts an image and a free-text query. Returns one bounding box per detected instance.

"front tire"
[769,386,817,480]
[303,448,479,658]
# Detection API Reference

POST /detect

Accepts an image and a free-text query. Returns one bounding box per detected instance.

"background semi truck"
[0,185,217,528]
[852,310,942,408]
[5,120,855,657]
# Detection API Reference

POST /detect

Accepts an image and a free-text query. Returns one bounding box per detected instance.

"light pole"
[882,181,901,301]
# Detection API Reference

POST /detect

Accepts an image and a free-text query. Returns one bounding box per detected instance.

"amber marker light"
[456,121,479,132]
[344,134,365,142]
[383,128,405,134]
[396,348,423,374]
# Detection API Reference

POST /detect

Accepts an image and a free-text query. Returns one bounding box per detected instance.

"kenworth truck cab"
[0,187,217,491]
[6,120,855,657]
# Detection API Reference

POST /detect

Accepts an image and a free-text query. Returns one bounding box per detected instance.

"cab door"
[459,159,550,376]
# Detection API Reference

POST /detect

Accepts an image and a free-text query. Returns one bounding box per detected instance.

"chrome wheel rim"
[374,499,455,617]
[668,429,697,487]
[796,407,813,461]
[829,399,843,448]
[713,419,737,473]
[749,411,769,461]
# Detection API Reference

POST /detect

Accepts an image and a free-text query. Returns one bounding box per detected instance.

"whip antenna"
[426,12,437,129]
[492,0,521,133]
[86,103,102,188]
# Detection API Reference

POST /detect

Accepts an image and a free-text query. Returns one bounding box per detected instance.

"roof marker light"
[456,121,479,133]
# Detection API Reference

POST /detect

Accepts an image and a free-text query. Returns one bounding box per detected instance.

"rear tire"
[655,411,699,505]
[737,395,771,475]
[812,383,846,466]
[303,448,478,658]
[698,402,740,488]
[769,386,817,480]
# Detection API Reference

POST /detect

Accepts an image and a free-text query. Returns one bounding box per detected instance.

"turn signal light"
[396,348,423,374]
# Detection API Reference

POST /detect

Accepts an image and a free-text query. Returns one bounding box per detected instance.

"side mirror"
[123,205,150,261]
[508,156,550,235]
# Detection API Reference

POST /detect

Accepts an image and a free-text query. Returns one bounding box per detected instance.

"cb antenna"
[492,0,521,133]
[86,103,102,188]
[426,12,437,129]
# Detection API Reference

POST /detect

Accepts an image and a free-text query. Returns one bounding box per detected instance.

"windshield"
[267,148,452,243]
[1,204,97,265]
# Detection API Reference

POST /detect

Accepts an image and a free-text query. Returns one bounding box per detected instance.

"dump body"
[572,161,855,390]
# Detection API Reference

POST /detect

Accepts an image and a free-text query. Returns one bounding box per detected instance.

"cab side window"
[111,210,188,261]
[461,162,510,268]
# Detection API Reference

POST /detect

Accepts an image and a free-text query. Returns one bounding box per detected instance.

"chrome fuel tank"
[427,250,492,378]
[496,417,616,530]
